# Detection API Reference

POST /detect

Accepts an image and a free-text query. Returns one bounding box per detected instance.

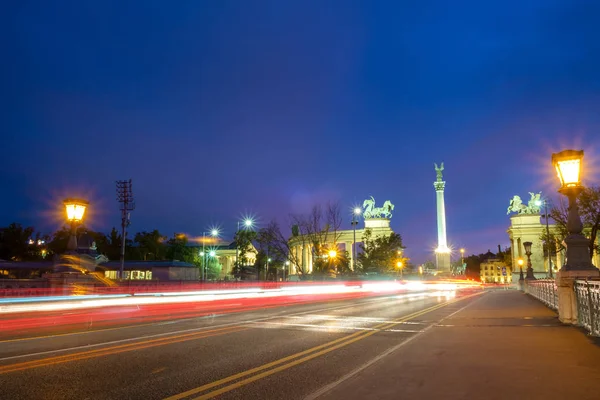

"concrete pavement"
[311,290,600,400]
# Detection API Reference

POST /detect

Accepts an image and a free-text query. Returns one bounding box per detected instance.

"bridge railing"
[525,279,558,311]
[574,280,600,336]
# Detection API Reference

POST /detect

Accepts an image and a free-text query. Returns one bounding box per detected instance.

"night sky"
[2,1,600,263]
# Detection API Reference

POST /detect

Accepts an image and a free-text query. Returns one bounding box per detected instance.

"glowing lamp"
[328,250,337,258]
[210,229,219,237]
[244,218,253,228]
[460,248,465,254]
[64,198,88,222]
[552,149,583,191]
[517,259,524,267]
[397,261,403,268]
[354,208,361,215]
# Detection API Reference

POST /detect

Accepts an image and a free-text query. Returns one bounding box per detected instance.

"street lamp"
[535,198,554,278]
[63,198,88,251]
[517,258,524,281]
[351,208,361,271]
[460,248,465,265]
[523,241,536,280]
[397,260,404,279]
[552,149,597,272]
[235,218,254,275]
[201,229,220,281]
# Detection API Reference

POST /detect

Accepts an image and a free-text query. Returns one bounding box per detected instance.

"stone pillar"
[433,178,451,272]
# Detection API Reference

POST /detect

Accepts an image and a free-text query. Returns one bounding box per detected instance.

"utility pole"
[116,180,135,279]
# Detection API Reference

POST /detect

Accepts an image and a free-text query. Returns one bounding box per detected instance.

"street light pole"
[202,232,206,282]
[351,208,361,271]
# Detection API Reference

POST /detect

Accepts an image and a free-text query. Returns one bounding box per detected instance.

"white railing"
[525,279,558,311]
[574,280,600,336]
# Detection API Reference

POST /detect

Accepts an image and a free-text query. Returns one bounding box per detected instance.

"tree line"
[1,201,409,280]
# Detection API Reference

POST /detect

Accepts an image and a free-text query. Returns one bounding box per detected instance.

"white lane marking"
[283,315,428,325]
[250,321,425,333]
[0,294,422,361]
[304,292,486,400]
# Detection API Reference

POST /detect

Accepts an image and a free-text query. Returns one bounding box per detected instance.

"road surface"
[0,288,481,399]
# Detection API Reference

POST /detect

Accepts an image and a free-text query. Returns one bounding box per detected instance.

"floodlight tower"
[116,179,135,279]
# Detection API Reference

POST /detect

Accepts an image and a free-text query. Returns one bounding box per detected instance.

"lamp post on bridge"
[551,150,598,272]
[523,241,536,280]
[550,149,600,324]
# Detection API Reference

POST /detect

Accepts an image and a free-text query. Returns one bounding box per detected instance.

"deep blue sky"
[2,1,600,263]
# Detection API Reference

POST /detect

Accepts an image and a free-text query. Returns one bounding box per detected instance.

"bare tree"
[256,220,304,274]
[290,201,344,274]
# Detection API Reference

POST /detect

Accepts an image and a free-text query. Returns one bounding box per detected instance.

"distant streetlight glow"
[354,207,361,215]
[328,250,337,258]
[209,250,216,257]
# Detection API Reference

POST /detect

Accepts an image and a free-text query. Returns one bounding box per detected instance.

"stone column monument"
[434,163,451,272]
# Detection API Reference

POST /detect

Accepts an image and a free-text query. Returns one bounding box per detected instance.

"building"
[100,260,199,281]
[480,254,511,284]
[288,217,394,275]
[187,241,257,279]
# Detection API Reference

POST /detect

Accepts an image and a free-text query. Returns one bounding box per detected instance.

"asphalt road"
[0,288,482,400]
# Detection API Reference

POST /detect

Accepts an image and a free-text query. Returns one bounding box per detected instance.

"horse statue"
[507,195,526,215]
[362,197,394,219]
[507,192,543,215]
[363,196,376,218]
[526,192,542,214]
[381,200,395,218]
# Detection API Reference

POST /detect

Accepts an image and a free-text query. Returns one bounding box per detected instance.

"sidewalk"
[314,290,600,400]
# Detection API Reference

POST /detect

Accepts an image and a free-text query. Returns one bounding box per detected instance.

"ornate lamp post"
[63,198,88,251]
[552,150,597,271]
[351,208,361,271]
[551,149,599,324]
[517,258,524,281]
[523,241,536,280]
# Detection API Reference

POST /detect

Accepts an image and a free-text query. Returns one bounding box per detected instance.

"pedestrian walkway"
[312,290,600,400]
